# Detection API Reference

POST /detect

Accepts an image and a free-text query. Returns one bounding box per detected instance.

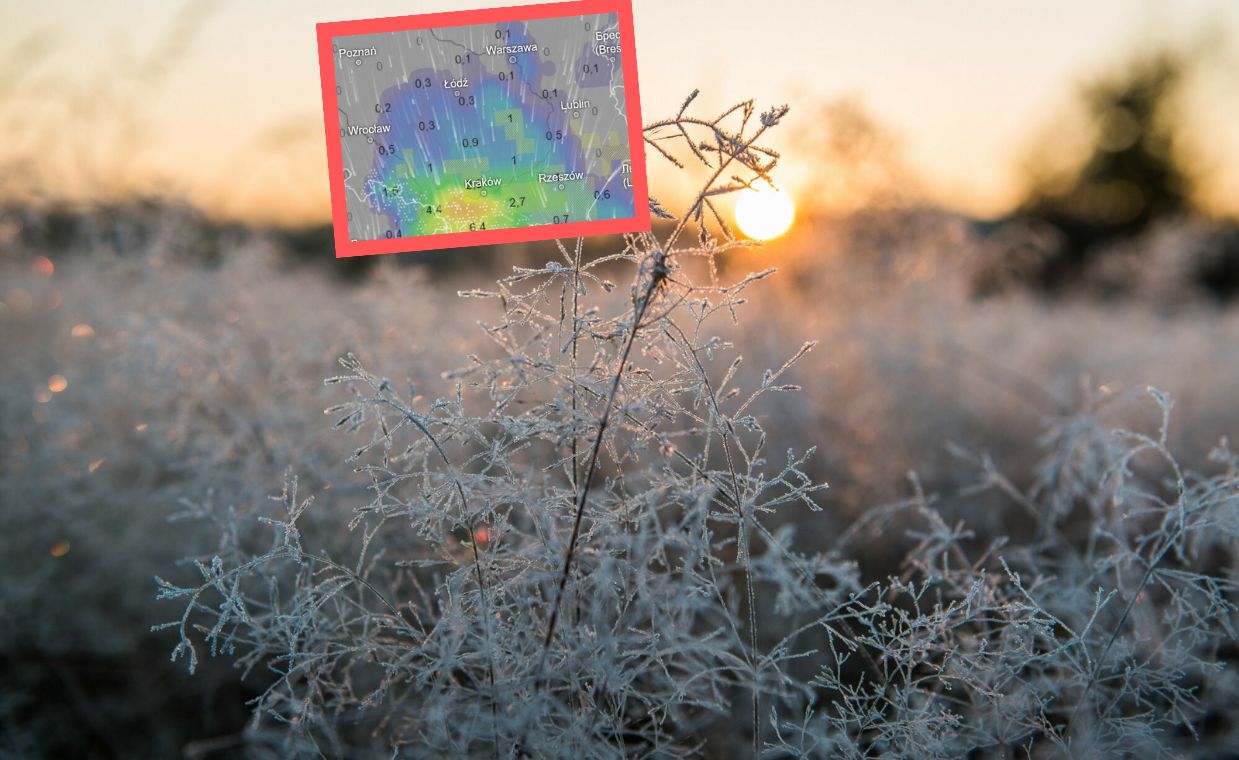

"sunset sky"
[2,0,1237,225]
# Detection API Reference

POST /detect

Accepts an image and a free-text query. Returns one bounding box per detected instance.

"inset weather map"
[318,1,648,255]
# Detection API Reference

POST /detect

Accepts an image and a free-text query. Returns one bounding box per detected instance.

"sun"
[734,180,795,241]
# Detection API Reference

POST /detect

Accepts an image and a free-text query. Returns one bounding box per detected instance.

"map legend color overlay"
[317,0,649,257]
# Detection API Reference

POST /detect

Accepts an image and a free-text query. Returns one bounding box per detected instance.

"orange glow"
[1,3,1239,223]
[48,375,68,393]
[71,324,96,338]
[88,458,106,473]
[50,541,70,558]
[33,256,54,277]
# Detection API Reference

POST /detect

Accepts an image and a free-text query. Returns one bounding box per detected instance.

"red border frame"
[316,0,649,258]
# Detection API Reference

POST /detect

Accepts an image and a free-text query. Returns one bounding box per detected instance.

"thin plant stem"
[532,113,784,757]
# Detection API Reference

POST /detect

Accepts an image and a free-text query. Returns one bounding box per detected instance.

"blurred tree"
[1016,50,1196,290]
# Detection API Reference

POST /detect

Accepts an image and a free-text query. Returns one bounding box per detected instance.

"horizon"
[2,0,1238,226]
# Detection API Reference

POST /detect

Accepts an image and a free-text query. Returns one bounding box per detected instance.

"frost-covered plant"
[156,94,855,756]
[769,390,1239,758]
[156,95,1239,759]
